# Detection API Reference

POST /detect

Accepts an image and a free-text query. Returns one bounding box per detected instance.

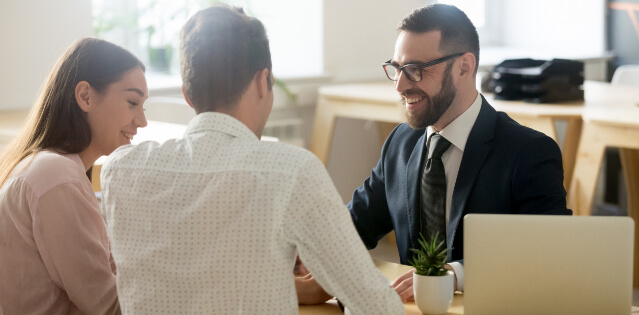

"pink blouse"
[0,150,119,315]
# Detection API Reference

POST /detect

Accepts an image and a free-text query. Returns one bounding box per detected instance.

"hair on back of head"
[180,3,272,113]
[399,4,479,74]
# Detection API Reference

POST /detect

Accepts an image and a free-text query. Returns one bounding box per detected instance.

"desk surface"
[583,107,639,127]
[299,260,463,315]
[300,259,639,315]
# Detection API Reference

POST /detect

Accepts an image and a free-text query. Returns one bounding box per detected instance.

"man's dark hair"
[399,4,479,74]
[180,4,272,113]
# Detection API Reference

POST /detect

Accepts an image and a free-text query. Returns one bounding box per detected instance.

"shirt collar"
[427,91,482,152]
[185,112,258,140]
[67,152,85,170]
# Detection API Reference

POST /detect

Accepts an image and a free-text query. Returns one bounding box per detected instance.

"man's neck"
[225,98,265,138]
[433,88,478,131]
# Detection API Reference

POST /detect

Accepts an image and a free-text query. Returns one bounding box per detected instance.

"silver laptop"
[464,214,634,315]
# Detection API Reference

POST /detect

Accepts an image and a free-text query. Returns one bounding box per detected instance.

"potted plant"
[144,24,173,73]
[92,1,180,73]
[409,232,454,315]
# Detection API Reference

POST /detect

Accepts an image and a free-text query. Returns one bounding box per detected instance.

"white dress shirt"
[101,112,403,315]
[426,91,482,291]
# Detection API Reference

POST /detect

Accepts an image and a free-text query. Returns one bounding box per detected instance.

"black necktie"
[420,133,451,246]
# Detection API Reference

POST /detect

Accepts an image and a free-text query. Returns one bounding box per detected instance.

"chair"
[611,64,639,87]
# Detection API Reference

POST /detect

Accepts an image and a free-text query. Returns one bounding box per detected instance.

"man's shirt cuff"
[448,261,464,292]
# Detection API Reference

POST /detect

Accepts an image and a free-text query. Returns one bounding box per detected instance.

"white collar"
[185,112,258,141]
[427,91,482,152]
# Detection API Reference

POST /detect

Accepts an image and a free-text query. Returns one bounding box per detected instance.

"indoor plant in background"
[93,0,298,104]
[93,0,221,74]
[139,0,195,73]
[409,232,455,315]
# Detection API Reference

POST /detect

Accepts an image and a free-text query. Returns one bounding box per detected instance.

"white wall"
[321,0,425,200]
[500,0,605,54]
[323,0,425,83]
[0,0,93,110]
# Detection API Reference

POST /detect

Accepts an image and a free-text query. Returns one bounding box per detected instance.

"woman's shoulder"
[24,150,82,173]
[15,151,88,195]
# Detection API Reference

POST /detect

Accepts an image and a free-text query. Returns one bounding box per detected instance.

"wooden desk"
[298,259,464,315]
[300,259,639,314]
[309,83,405,166]
[568,107,639,286]
[566,82,639,286]
[310,82,585,190]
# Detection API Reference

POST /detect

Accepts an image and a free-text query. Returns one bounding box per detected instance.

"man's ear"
[255,68,270,99]
[75,81,92,113]
[458,52,476,79]
[182,86,196,110]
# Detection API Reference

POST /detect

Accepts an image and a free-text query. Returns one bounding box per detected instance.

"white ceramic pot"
[413,271,454,315]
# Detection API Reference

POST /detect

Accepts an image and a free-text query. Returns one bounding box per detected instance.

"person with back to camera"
[100,4,403,314]
[0,38,148,314]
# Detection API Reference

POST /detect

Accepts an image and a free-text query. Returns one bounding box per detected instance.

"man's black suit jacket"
[347,95,572,265]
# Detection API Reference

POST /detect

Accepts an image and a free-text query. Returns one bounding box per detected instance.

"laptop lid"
[464,214,634,315]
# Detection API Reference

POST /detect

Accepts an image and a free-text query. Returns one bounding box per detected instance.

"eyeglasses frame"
[382,52,465,82]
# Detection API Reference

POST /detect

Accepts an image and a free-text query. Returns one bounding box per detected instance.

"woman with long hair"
[0,38,147,314]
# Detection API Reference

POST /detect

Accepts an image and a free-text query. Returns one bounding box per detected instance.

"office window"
[92,0,323,78]
[249,0,323,78]
[437,0,500,45]
[439,0,485,27]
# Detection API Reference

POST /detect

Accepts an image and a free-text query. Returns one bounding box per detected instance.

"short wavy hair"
[180,4,272,113]
[399,4,479,74]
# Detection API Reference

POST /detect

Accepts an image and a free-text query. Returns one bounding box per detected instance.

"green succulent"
[409,232,451,276]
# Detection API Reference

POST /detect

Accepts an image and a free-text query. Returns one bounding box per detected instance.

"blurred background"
[1,0,637,205]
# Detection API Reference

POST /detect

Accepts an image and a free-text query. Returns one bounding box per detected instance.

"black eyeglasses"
[382,53,464,82]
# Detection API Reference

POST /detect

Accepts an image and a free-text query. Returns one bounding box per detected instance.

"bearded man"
[344,4,571,301]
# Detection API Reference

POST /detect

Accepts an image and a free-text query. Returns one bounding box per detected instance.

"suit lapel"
[447,96,497,259]
[405,131,427,251]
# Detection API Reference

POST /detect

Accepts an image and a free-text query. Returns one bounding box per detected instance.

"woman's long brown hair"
[0,38,144,188]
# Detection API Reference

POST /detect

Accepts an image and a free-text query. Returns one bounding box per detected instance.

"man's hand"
[391,265,458,302]
[294,256,332,304]
[391,268,416,301]
[295,274,333,304]
[443,264,459,292]
[294,256,309,277]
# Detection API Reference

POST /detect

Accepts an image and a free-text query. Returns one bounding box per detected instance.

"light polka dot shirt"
[101,112,403,315]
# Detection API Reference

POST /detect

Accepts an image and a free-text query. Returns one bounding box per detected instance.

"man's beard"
[404,64,457,130]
